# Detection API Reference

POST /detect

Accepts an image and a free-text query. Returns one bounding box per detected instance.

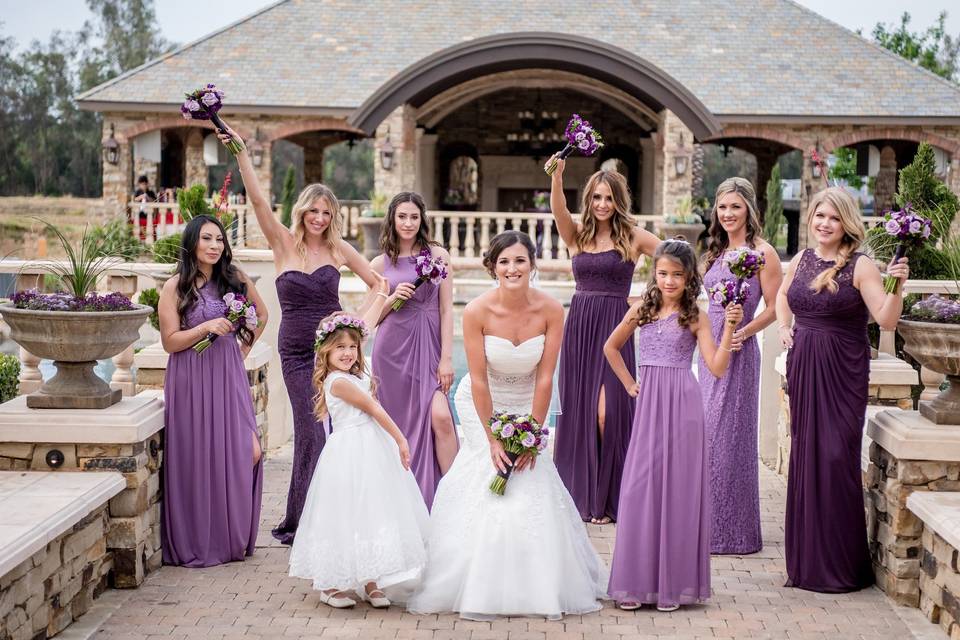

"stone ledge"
[909,492,960,553]
[774,351,919,385]
[134,339,273,370]
[869,411,960,462]
[0,395,163,444]
[0,472,125,577]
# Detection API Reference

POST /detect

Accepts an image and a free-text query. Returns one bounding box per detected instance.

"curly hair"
[702,177,764,274]
[311,314,377,420]
[633,239,702,329]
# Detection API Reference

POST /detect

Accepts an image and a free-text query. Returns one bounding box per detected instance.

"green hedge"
[0,354,20,404]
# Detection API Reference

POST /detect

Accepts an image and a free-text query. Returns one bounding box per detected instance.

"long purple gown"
[162,281,263,566]
[372,256,453,510]
[785,249,873,592]
[608,313,710,607]
[272,266,342,545]
[554,250,636,522]
[698,252,763,554]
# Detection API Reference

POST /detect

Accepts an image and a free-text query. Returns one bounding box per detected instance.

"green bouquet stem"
[210,113,244,156]
[391,277,427,311]
[489,447,523,495]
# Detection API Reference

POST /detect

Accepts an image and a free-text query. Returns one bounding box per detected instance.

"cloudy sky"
[2,0,957,52]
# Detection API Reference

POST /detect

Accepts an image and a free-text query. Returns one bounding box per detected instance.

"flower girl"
[288,308,429,609]
[603,239,742,611]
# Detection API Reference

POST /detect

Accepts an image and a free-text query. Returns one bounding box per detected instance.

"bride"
[409,231,606,620]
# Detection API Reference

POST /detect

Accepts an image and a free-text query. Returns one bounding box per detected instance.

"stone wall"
[0,507,112,640]
[0,435,162,589]
[919,527,960,636]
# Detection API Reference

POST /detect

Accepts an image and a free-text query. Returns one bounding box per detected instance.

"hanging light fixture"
[103,123,120,165]
[248,127,264,168]
[380,125,395,171]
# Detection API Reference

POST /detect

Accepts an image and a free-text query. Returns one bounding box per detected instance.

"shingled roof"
[77,0,960,120]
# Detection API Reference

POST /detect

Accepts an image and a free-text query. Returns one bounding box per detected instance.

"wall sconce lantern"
[674,132,689,176]
[103,123,120,165]
[379,126,395,171]
[249,128,264,168]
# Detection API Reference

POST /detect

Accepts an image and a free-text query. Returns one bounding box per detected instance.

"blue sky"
[2,0,958,52]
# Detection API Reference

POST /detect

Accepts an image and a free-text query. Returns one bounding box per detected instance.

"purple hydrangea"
[909,295,960,324]
[11,289,134,312]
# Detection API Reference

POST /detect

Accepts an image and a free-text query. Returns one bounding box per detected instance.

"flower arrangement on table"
[544,114,604,176]
[194,292,259,354]
[392,248,448,311]
[488,411,549,495]
[181,83,243,155]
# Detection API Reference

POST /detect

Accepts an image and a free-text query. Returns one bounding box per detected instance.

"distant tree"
[280,165,296,227]
[764,163,785,248]
[868,11,959,83]
[829,147,863,189]
[323,139,374,200]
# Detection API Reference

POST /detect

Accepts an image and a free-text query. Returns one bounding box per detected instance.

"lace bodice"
[182,281,234,331]
[572,250,634,297]
[636,313,696,369]
[454,334,545,450]
[323,371,375,433]
[787,249,868,340]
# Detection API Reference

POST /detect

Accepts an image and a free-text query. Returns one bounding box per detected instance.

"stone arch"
[265,118,364,143]
[705,125,808,151]
[349,32,721,139]
[823,127,960,155]
[118,116,253,143]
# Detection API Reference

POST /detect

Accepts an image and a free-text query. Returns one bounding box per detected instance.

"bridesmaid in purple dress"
[545,155,659,524]
[776,187,908,592]
[604,240,741,610]
[698,177,782,555]
[222,127,384,544]
[159,215,268,566]
[370,192,457,509]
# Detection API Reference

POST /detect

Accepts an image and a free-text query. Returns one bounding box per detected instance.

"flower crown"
[314,314,369,349]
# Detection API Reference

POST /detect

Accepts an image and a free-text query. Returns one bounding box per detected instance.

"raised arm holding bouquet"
[181,84,243,155]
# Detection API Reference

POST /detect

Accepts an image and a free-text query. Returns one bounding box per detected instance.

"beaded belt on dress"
[574,289,627,298]
[487,370,536,385]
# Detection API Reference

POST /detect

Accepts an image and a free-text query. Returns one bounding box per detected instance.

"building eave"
[76,100,355,119]
[716,114,960,126]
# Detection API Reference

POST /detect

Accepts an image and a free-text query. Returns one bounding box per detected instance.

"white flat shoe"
[364,589,391,609]
[319,591,355,609]
[657,603,680,612]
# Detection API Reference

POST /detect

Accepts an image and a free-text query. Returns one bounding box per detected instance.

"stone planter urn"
[656,221,706,243]
[357,216,385,260]
[0,303,152,409]
[898,318,960,424]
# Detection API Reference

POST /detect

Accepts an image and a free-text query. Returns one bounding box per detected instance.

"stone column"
[416,130,439,209]
[374,104,418,197]
[184,129,207,190]
[799,147,818,249]
[754,148,780,223]
[102,118,132,214]
[639,137,656,214]
[875,146,898,215]
[657,110,694,218]
[303,138,325,185]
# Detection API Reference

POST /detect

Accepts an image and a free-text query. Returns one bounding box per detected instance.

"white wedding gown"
[409,335,606,620]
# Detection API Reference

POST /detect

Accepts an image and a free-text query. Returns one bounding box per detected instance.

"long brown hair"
[291,183,343,266]
[379,191,439,264]
[575,170,635,261]
[702,177,763,274]
[311,319,377,420]
[632,239,701,329]
[807,187,865,294]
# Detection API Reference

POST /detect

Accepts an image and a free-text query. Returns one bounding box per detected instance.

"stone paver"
[90,446,935,640]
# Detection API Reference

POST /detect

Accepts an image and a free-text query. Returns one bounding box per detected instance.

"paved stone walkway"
[88,446,940,640]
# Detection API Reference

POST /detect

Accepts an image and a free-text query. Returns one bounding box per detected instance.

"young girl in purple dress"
[370,192,457,509]
[159,215,268,567]
[604,239,741,611]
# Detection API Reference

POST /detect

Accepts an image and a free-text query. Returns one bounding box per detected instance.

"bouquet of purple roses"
[708,280,751,308]
[880,203,932,293]
[392,248,448,311]
[194,292,259,354]
[180,83,243,155]
[544,114,604,176]
[488,411,548,495]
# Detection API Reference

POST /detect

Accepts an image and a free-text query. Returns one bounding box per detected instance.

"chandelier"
[505,93,562,154]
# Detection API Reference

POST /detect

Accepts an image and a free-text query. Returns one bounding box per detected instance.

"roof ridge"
[76,0,292,103]
[781,0,960,97]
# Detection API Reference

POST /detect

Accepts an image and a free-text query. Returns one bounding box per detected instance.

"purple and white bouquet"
[708,280,751,308]
[544,114,604,176]
[488,411,549,495]
[724,248,765,306]
[392,248,448,311]
[180,84,243,155]
[880,203,932,293]
[194,292,259,354]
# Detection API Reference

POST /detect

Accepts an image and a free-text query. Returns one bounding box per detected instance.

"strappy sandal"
[618,600,641,610]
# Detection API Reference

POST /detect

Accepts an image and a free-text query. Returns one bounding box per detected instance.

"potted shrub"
[899,295,960,424]
[0,222,151,409]
[657,196,705,243]
[357,192,388,260]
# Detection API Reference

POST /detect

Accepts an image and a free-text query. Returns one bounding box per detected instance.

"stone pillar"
[639,137,656,214]
[252,139,273,206]
[416,130,439,209]
[754,148,779,223]
[0,395,165,588]
[875,146,898,215]
[799,147,818,249]
[102,118,132,214]
[657,110,694,218]
[184,129,207,190]
[303,138,325,185]
[374,104,418,197]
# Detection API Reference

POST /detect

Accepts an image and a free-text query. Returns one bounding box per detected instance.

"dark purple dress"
[785,249,873,592]
[554,249,636,522]
[698,251,763,554]
[162,281,263,566]
[271,266,342,545]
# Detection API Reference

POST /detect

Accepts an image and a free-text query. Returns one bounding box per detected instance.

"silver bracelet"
[376,292,389,299]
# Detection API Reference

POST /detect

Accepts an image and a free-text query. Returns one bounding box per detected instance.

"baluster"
[543,219,554,259]
[111,345,136,396]
[235,206,247,249]
[18,347,42,395]
[432,214,444,246]
[464,217,476,258]
[878,328,896,356]
[557,233,569,260]
[450,215,462,258]
[479,216,491,257]
[496,217,506,235]
[156,204,167,240]
[920,366,947,403]
[512,216,523,236]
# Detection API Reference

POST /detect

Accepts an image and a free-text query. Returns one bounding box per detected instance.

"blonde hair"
[311,320,377,420]
[576,170,635,261]
[703,177,764,273]
[290,184,343,267]
[806,187,865,293]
